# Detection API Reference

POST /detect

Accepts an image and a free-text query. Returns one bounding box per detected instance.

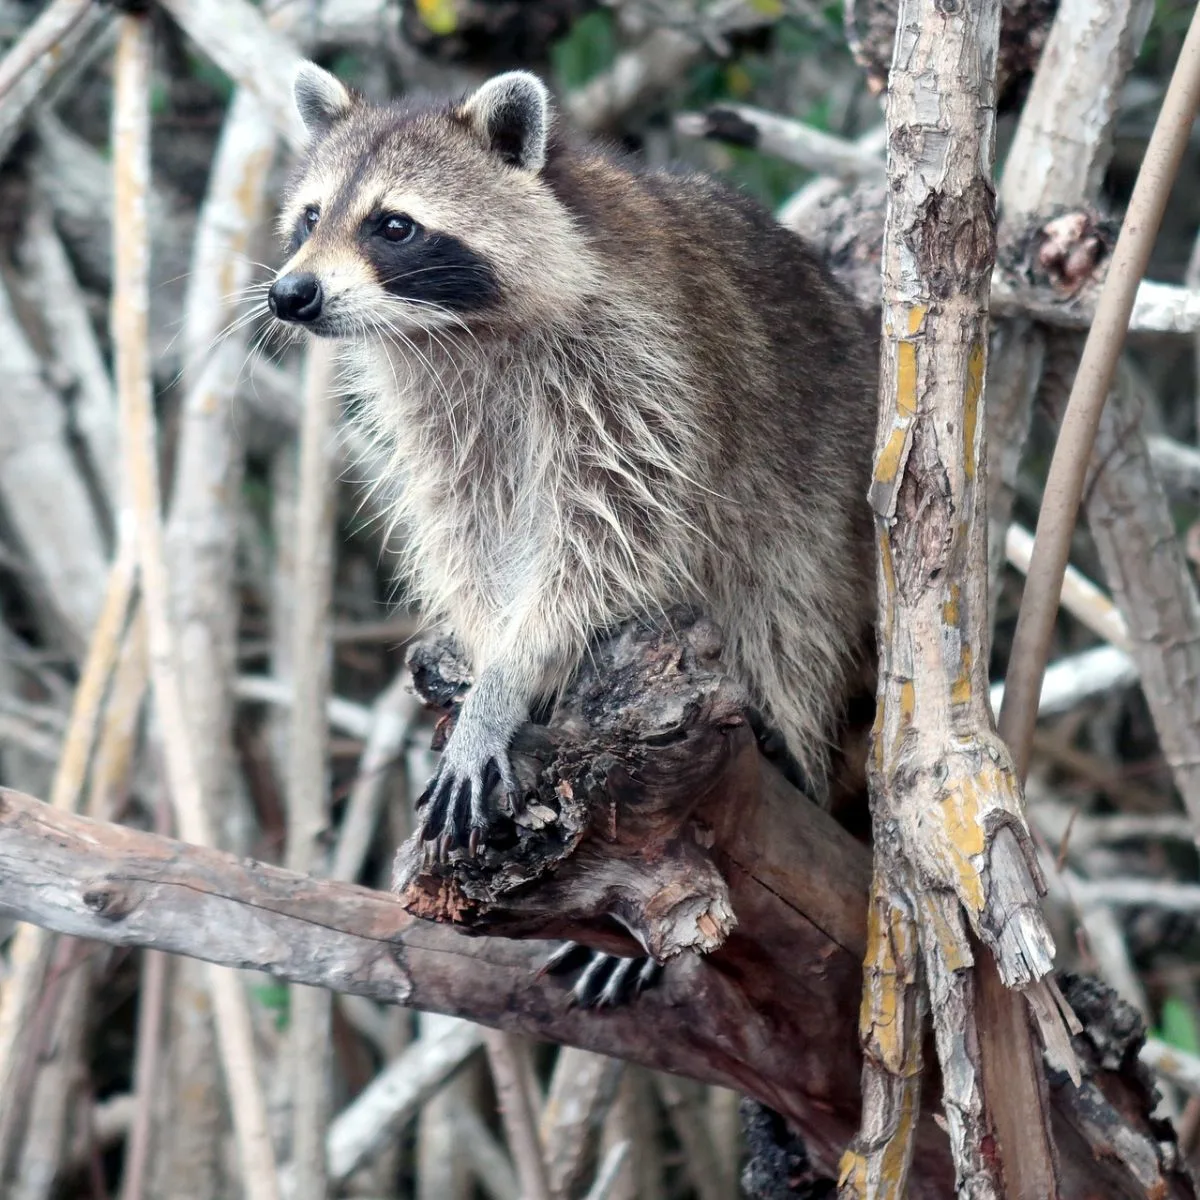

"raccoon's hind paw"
[539,942,663,1009]
[415,726,521,860]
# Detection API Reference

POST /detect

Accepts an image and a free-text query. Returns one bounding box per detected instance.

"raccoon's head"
[269,64,598,340]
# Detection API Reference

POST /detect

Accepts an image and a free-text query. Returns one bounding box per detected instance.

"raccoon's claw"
[416,731,520,860]
[539,942,663,1009]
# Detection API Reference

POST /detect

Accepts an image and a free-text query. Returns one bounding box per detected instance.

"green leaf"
[549,10,618,91]
[251,982,292,1031]
[1158,996,1200,1054]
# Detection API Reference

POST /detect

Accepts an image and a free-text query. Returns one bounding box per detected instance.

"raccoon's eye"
[379,214,417,244]
[297,206,319,242]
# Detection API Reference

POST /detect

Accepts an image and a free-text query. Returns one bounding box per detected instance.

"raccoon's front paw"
[416,719,520,859]
[539,942,663,1009]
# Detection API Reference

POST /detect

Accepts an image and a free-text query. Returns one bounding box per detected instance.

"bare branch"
[990,643,1138,720]
[0,785,1191,1196]
[485,1031,552,1200]
[998,5,1200,779]
[0,0,92,103]
[111,17,280,1197]
[1005,524,1131,650]
[284,342,338,1200]
[0,2,109,162]
[675,105,884,181]
[154,0,305,146]
[846,0,1073,1186]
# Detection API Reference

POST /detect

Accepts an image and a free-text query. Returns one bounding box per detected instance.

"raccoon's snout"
[268,272,323,323]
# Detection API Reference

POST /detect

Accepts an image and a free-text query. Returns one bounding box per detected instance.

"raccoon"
[270,64,879,863]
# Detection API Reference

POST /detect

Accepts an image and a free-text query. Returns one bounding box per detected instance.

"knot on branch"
[392,610,753,961]
[998,206,1117,298]
[912,181,998,300]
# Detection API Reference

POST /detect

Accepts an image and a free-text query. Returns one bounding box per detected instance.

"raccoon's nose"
[268,272,323,323]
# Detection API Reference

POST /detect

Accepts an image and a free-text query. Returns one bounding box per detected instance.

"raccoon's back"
[547,152,877,484]
[638,168,877,471]
[567,159,882,779]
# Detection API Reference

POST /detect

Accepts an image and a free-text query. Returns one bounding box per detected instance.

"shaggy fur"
[271,64,879,849]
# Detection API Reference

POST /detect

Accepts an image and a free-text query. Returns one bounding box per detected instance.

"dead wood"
[378,611,1187,1196]
[0,761,1187,1195]
[0,619,1191,1194]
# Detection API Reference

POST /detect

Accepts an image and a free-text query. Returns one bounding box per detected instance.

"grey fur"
[293,63,353,139]
[271,67,878,849]
[460,71,551,171]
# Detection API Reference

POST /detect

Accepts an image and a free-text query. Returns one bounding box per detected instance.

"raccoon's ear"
[459,72,551,171]
[293,62,353,139]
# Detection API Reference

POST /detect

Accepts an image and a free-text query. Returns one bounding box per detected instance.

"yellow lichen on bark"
[841,883,925,1200]
[844,0,1068,1188]
[858,892,920,1073]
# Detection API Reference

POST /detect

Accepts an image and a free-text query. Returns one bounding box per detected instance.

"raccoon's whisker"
[218,282,271,305]
[231,255,284,275]
[386,295,485,363]
[237,316,282,387]
[154,270,199,289]
[191,309,273,378]
[375,263,495,289]
[372,317,468,456]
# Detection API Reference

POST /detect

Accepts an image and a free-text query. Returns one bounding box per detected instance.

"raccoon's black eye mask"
[292,205,320,250]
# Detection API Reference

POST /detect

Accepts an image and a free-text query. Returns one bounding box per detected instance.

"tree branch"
[0,761,1192,1197]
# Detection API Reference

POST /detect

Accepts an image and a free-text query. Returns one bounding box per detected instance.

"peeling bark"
[0,719,1193,1196]
[843,0,1071,1194]
[844,0,1056,110]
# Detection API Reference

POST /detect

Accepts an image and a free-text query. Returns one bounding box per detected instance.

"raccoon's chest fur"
[349,304,708,670]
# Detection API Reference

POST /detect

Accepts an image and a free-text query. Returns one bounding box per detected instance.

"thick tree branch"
[847,0,1077,1191]
[0,768,1191,1198]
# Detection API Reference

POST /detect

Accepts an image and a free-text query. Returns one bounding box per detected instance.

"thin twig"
[675,104,884,180]
[0,526,136,1169]
[0,0,92,103]
[998,3,1200,779]
[583,1140,632,1200]
[325,1022,484,1185]
[330,672,419,884]
[653,1077,725,1200]
[417,1013,477,1200]
[484,1030,552,1200]
[989,643,1138,720]
[117,946,166,1200]
[1005,524,1130,651]
[111,17,280,1199]
[20,204,120,516]
[9,952,92,1200]
[454,1102,520,1200]
[285,341,337,1199]
[236,674,374,739]
[0,268,109,655]
[539,1047,624,1198]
